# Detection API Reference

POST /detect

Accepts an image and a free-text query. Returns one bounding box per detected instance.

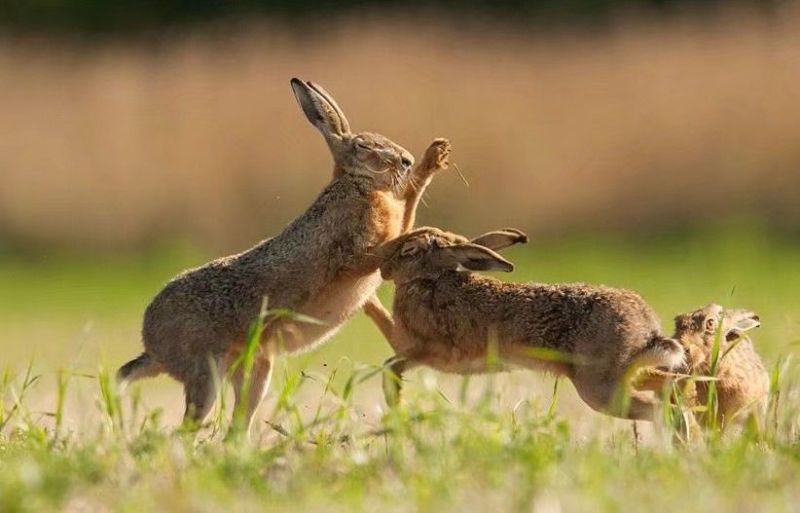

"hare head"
[673,303,761,347]
[291,78,414,192]
[376,227,517,282]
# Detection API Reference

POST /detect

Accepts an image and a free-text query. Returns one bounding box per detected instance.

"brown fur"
[117,79,450,431]
[638,304,768,429]
[366,227,685,421]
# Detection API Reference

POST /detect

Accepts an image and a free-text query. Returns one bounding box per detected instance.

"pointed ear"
[725,310,761,341]
[373,229,428,262]
[370,237,404,277]
[290,78,351,143]
[440,243,514,272]
[471,228,528,251]
[371,231,420,277]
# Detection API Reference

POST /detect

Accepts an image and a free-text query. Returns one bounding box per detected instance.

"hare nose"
[401,156,412,169]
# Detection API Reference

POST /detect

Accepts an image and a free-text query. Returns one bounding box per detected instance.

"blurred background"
[1,0,798,430]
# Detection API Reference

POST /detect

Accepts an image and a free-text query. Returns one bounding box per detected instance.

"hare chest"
[370,192,406,242]
[275,271,384,354]
[274,192,404,354]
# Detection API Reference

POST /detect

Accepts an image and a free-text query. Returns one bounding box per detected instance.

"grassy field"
[1,226,800,512]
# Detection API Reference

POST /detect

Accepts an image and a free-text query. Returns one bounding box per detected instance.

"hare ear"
[703,316,718,334]
[290,78,351,142]
[471,228,528,251]
[373,229,429,262]
[724,310,761,341]
[697,303,721,333]
[440,243,514,272]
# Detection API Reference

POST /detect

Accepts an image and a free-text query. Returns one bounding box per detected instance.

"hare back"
[394,274,661,359]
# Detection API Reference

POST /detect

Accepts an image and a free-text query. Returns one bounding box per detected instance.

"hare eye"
[400,244,420,257]
[355,142,371,151]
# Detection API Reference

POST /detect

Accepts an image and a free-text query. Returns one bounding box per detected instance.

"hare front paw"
[420,138,451,173]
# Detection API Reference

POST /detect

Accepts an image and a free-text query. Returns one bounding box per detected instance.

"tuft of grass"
[97,365,123,433]
[227,298,270,438]
[702,312,725,435]
[0,358,40,433]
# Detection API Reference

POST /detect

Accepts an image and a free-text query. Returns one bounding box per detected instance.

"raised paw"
[418,138,451,173]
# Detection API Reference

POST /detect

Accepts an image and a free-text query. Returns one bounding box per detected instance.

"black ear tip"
[290,78,314,94]
[518,235,529,244]
[503,262,514,272]
[290,78,307,96]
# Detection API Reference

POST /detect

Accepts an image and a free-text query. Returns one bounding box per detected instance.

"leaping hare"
[117,79,451,430]
[365,227,685,421]
[637,304,767,429]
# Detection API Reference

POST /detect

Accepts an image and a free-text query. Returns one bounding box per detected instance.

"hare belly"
[432,359,506,375]
[424,341,510,375]
[276,271,383,353]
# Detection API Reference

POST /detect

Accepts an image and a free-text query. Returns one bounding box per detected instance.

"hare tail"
[116,352,163,391]
[630,336,686,372]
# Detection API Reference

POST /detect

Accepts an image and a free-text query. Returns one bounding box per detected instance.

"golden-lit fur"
[116,79,450,430]
[366,227,685,421]
[638,304,768,429]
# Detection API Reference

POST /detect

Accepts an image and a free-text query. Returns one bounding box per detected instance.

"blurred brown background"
[2,6,799,253]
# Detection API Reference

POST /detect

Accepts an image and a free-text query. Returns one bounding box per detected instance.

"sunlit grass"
[0,350,799,513]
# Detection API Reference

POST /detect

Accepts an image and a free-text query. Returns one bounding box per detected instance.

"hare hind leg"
[181,352,236,428]
[573,373,661,421]
[618,390,662,421]
[601,387,661,421]
[231,357,273,431]
[183,365,221,427]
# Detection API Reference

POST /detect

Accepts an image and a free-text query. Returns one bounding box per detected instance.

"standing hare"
[637,304,767,429]
[117,79,451,430]
[365,227,685,421]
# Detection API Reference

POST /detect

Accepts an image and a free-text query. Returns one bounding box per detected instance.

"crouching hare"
[117,79,451,430]
[637,304,768,429]
[365,227,685,421]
